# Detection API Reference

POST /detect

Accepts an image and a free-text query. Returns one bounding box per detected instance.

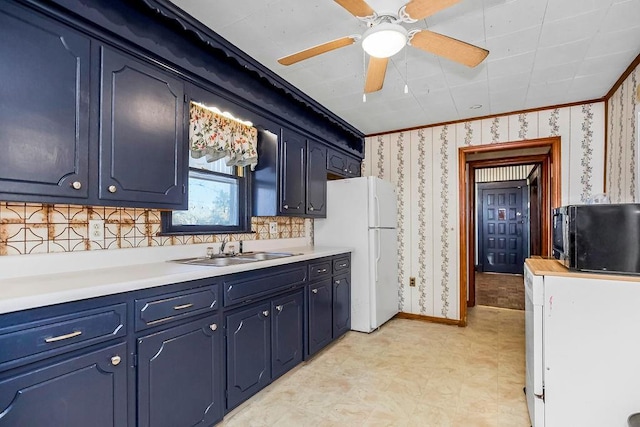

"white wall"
[362,103,605,320]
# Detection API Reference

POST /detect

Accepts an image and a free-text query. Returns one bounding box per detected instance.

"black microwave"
[552,204,640,275]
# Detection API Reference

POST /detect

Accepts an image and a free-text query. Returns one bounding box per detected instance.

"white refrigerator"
[314,176,398,333]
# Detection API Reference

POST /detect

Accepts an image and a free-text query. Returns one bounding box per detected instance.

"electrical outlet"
[89,219,104,241]
[409,277,416,287]
[269,222,278,235]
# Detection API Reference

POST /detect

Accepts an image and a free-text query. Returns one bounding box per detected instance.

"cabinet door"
[226,302,271,410]
[346,157,361,177]
[333,274,351,338]
[326,149,348,176]
[279,130,305,215]
[137,315,222,427]
[271,291,303,379]
[0,3,89,200]
[0,342,127,427]
[306,140,327,217]
[308,279,333,356]
[99,46,186,208]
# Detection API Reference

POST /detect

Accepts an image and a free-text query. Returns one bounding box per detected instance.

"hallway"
[476,272,525,310]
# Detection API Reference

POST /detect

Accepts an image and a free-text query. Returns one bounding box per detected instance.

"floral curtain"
[189,103,258,170]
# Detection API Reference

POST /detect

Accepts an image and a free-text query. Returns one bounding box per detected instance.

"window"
[161,155,251,234]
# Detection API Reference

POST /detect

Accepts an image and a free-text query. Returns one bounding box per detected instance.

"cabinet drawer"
[309,259,332,281]
[135,285,218,331]
[0,303,127,370]
[333,256,350,274]
[223,265,307,307]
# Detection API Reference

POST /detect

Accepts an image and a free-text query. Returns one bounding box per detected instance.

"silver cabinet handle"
[263,310,269,317]
[209,323,218,331]
[108,185,117,193]
[173,303,193,310]
[71,181,82,190]
[309,206,314,211]
[341,263,348,267]
[317,268,327,273]
[45,330,82,343]
[283,204,289,209]
[312,289,318,294]
[335,280,341,284]
[276,305,283,312]
[111,355,121,366]
[344,168,348,172]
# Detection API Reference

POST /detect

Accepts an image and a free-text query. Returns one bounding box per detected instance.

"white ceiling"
[170,0,640,135]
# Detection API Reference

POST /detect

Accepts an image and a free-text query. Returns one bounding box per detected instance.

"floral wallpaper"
[364,102,605,320]
[0,202,306,256]
[606,62,639,203]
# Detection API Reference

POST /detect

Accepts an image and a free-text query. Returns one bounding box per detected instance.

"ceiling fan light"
[362,23,408,58]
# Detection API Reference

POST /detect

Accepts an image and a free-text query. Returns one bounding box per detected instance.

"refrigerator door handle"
[375,229,381,282]
[374,194,380,228]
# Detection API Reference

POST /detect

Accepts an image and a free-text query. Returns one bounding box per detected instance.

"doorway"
[458,137,562,326]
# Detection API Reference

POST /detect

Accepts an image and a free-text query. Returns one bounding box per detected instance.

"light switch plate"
[89,219,104,241]
[269,222,278,235]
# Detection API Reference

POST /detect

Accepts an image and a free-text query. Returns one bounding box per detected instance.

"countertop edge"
[525,258,640,282]
[0,246,353,314]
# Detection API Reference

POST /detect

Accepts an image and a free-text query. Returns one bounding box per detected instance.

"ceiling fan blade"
[334,0,375,17]
[278,36,357,66]
[410,30,489,67]
[364,56,388,93]
[404,0,459,20]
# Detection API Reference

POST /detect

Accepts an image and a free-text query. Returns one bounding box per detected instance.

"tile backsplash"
[0,202,308,256]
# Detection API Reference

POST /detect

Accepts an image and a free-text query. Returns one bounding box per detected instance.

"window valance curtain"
[189,103,258,170]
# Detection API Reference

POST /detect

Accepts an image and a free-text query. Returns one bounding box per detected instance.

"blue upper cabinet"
[0,2,90,201]
[98,46,186,208]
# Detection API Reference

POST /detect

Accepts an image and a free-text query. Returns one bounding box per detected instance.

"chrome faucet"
[219,236,228,254]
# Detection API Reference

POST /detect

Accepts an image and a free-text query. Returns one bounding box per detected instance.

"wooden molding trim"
[395,312,462,326]
[458,137,561,326]
[605,53,640,100]
[366,98,604,137]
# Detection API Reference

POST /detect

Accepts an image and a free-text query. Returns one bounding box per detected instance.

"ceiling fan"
[277,0,489,93]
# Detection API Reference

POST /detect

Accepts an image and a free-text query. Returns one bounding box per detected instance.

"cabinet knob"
[309,206,314,211]
[111,355,121,366]
[348,170,353,174]
[276,305,283,312]
[312,288,318,294]
[209,323,218,331]
[71,181,82,190]
[283,204,289,209]
[318,268,327,273]
[340,263,347,267]
[335,280,341,284]
[344,168,348,172]
[108,185,117,193]
[263,310,269,317]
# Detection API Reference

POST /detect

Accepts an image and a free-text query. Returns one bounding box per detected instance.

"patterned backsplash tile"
[0,202,306,256]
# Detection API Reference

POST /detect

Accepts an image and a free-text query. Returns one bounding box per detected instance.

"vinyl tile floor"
[221,306,530,427]
[475,272,525,311]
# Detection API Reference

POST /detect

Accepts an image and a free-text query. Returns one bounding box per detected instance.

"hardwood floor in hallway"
[221,306,529,426]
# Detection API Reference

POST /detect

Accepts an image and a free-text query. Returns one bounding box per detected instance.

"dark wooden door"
[308,279,332,356]
[137,315,222,427]
[332,274,351,338]
[528,164,542,256]
[99,46,186,208]
[271,291,303,380]
[306,140,327,217]
[478,181,526,274]
[0,342,127,427]
[0,2,90,201]
[279,130,305,215]
[225,302,271,410]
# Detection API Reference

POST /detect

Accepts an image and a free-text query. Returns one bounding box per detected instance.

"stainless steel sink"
[170,252,298,267]
[236,252,296,261]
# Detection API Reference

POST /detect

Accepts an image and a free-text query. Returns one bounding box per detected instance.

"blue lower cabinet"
[332,274,351,338]
[137,315,223,427]
[225,302,271,411]
[0,342,127,427]
[308,279,333,356]
[271,291,304,380]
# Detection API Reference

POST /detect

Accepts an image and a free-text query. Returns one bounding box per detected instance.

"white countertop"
[0,240,352,315]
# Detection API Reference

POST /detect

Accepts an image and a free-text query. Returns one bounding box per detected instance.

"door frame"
[476,179,528,275]
[458,137,561,326]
